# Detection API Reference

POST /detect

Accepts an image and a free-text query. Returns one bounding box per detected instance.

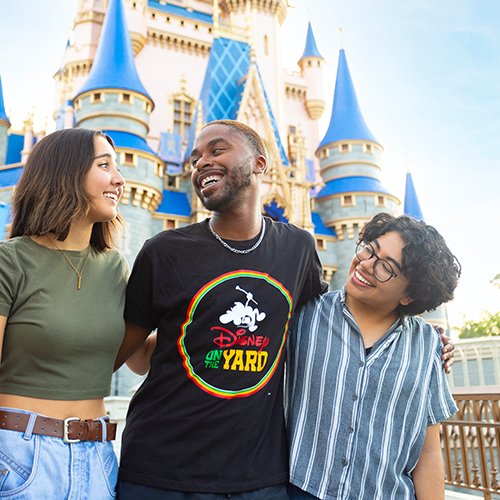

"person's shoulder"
[300,290,340,314]
[142,222,205,250]
[405,316,443,351]
[267,219,315,243]
[0,236,32,258]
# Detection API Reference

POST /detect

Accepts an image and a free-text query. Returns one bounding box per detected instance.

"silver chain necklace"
[208,217,266,254]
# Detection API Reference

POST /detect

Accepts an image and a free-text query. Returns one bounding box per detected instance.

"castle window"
[155,163,165,177]
[151,12,156,19]
[173,95,195,142]
[341,195,355,207]
[264,35,269,55]
[289,125,296,135]
[123,152,135,165]
[319,147,329,160]
[120,93,132,104]
[180,20,184,26]
[195,24,199,30]
[166,16,170,22]
[165,219,176,230]
[341,143,350,152]
[166,175,180,190]
[364,143,373,154]
[308,61,312,66]
[132,2,136,7]
[316,238,326,250]
[376,195,386,207]
[91,93,102,104]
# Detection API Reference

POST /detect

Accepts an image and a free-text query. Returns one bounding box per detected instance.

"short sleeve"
[295,232,328,310]
[0,244,16,317]
[427,342,458,425]
[124,244,156,330]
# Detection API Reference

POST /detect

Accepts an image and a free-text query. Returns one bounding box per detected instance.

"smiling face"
[345,231,413,314]
[84,136,125,224]
[190,124,265,213]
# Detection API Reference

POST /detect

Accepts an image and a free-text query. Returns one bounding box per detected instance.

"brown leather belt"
[0,409,117,443]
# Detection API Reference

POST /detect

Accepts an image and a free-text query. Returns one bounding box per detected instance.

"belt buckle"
[63,417,81,443]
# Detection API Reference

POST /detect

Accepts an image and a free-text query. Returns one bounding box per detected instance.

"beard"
[196,158,253,212]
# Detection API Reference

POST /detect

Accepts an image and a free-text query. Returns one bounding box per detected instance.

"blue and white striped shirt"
[285,289,457,500]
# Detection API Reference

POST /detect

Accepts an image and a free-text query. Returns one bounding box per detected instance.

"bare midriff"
[0,393,107,420]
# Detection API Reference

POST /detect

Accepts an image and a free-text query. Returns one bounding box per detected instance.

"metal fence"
[442,386,500,499]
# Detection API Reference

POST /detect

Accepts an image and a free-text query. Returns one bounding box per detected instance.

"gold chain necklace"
[49,237,91,290]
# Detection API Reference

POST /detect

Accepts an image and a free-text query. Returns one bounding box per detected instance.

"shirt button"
[342,459,348,467]
[352,394,358,401]
[359,361,364,367]
[348,426,354,433]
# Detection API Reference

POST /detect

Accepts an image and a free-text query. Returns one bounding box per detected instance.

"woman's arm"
[412,423,445,499]
[0,315,6,361]
[125,332,157,375]
[114,321,152,372]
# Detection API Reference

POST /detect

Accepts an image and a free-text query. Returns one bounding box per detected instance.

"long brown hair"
[10,128,123,251]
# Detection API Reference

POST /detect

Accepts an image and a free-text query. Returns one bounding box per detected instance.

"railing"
[442,386,500,499]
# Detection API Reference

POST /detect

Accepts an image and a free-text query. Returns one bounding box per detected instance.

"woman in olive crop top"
[0,128,129,499]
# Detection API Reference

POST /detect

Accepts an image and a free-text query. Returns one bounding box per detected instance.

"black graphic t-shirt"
[120,218,327,493]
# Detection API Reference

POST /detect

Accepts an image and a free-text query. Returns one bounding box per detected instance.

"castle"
[0,0,448,392]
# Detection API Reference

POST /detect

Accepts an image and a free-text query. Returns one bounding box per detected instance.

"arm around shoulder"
[412,423,445,500]
[114,321,152,372]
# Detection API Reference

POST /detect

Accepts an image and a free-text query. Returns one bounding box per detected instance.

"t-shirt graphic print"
[178,270,292,398]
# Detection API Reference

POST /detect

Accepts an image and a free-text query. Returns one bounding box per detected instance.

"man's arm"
[114,321,152,372]
[412,423,445,499]
[125,332,157,375]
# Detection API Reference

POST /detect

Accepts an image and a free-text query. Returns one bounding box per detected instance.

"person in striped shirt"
[286,212,460,500]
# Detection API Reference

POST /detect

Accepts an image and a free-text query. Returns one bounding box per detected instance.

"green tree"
[457,311,500,339]
[455,273,500,339]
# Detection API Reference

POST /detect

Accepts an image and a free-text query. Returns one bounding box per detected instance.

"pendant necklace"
[208,217,266,255]
[49,237,91,290]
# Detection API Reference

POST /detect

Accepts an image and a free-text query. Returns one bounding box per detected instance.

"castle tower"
[403,166,449,331]
[53,1,108,115]
[0,74,11,166]
[314,47,399,289]
[297,22,326,121]
[216,0,288,137]
[73,0,164,262]
[404,166,424,221]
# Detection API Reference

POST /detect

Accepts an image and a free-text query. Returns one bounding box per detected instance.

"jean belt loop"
[23,412,38,440]
[98,417,107,442]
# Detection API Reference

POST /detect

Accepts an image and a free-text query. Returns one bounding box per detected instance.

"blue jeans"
[287,485,318,500]
[0,408,118,499]
[117,482,289,500]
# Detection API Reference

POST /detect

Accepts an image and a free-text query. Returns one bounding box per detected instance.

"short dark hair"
[359,212,460,316]
[203,120,267,158]
[10,128,122,252]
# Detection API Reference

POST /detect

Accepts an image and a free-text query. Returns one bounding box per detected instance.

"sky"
[1,0,499,333]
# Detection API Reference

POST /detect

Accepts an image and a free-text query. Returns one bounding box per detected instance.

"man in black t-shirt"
[114,121,328,500]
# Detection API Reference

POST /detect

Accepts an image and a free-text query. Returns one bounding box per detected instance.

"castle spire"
[318,48,379,149]
[404,149,424,221]
[75,0,151,100]
[298,22,324,62]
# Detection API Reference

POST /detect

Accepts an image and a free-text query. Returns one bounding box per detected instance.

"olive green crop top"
[0,236,129,400]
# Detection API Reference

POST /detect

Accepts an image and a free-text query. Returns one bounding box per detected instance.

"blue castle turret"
[314,47,400,289]
[404,167,424,221]
[0,74,11,166]
[403,167,449,330]
[72,0,164,263]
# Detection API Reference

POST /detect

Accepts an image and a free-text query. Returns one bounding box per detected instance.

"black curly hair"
[359,213,461,316]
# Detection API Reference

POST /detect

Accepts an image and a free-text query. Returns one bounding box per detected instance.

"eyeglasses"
[355,240,407,283]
